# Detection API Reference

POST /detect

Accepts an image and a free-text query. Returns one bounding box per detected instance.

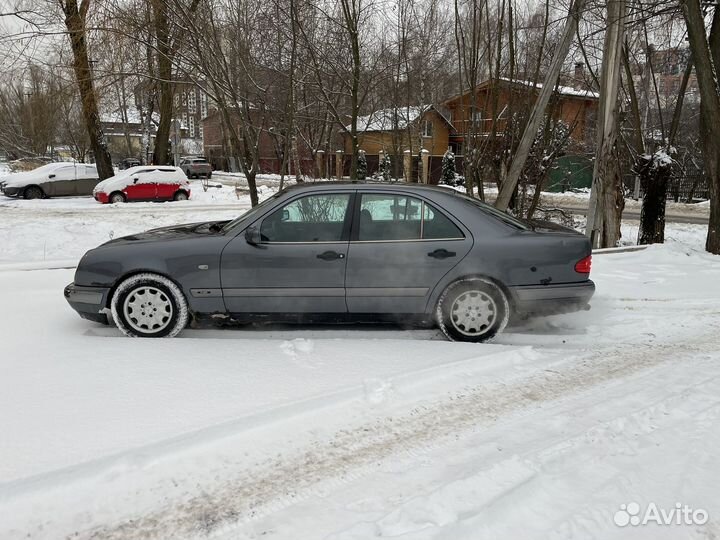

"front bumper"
[64,282,111,324]
[93,191,110,204]
[511,280,595,316]
[1,186,21,197]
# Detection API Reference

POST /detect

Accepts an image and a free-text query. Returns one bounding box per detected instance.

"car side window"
[260,193,351,243]
[422,202,464,239]
[357,194,422,241]
[358,193,463,241]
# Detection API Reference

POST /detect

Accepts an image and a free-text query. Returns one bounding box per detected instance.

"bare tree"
[680,0,720,254]
[495,0,586,211]
[58,0,113,178]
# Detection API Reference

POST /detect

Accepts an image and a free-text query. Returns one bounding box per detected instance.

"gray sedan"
[1,162,99,198]
[64,182,594,342]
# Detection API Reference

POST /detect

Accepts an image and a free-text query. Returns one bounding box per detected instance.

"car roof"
[282,181,460,195]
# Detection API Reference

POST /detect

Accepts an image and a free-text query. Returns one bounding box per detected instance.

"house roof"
[346,106,429,133]
[442,77,599,105]
[100,107,160,126]
[498,77,600,99]
[345,105,454,133]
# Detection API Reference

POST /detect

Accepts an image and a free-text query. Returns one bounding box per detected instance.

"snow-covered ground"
[1,179,719,539]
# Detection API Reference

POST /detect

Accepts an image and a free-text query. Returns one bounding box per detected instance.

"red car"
[93,166,191,203]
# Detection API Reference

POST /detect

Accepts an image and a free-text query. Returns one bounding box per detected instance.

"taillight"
[575,255,592,274]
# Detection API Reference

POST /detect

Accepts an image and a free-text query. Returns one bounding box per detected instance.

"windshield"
[453,191,530,230]
[220,192,283,232]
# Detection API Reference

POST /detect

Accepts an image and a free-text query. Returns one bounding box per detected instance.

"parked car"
[0,162,99,199]
[93,166,191,203]
[118,158,141,170]
[179,156,212,179]
[65,183,594,341]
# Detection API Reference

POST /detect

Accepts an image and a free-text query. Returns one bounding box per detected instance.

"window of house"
[201,94,208,118]
[199,124,204,140]
[422,120,433,138]
[472,110,484,123]
[188,91,196,114]
[182,92,187,106]
[189,116,195,138]
[174,95,179,107]
[260,193,351,243]
[357,194,463,241]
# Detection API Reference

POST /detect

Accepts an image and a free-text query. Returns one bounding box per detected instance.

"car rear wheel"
[111,273,189,338]
[109,191,126,204]
[23,185,44,199]
[436,278,510,343]
[173,190,188,201]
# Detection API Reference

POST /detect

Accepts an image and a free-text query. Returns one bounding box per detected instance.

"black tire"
[111,273,189,338]
[436,278,510,343]
[109,191,126,204]
[23,185,44,199]
[173,190,189,201]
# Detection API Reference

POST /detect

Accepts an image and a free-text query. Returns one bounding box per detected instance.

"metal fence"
[623,172,709,202]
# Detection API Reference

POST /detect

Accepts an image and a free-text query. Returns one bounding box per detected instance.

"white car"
[93,166,191,203]
[0,162,99,199]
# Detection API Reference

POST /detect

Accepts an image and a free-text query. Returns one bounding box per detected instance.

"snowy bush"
[357,151,367,180]
[440,149,457,185]
[375,152,392,182]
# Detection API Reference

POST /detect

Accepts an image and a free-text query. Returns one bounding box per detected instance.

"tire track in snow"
[75,325,720,540]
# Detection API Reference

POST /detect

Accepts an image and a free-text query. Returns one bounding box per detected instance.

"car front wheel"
[173,190,188,201]
[436,278,510,343]
[24,185,44,199]
[111,273,189,338]
[109,191,126,204]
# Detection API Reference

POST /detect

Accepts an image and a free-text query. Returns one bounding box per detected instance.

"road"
[558,204,710,225]
[3,244,720,539]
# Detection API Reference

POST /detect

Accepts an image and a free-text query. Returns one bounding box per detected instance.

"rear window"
[192,159,208,163]
[454,191,529,230]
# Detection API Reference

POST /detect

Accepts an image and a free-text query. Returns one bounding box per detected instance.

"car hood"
[2,171,40,188]
[101,220,231,246]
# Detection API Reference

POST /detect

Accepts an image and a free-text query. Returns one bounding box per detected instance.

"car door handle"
[428,248,456,259]
[317,250,345,261]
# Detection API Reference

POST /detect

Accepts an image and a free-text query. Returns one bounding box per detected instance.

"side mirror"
[133,177,139,184]
[245,226,262,245]
[49,174,56,179]
[281,209,290,222]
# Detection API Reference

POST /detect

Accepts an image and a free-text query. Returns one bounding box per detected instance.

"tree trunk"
[586,0,626,248]
[60,0,113,179]
[151,0,172,165]
[638,156,671,245]
[494,0,585,211]
[681,0,720,254]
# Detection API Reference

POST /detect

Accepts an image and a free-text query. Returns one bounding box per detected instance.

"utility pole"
[586,0,627,248]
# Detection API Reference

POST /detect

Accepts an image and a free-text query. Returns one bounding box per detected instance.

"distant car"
[8,156,54,173]
[119,158,141,170]
[65,182,595,341]
[179,157,212,179]
[93,166,191,203]
[0,162,99,199]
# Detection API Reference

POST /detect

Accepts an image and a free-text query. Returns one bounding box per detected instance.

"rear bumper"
[510,280,595,316]
[64,282,111,324]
